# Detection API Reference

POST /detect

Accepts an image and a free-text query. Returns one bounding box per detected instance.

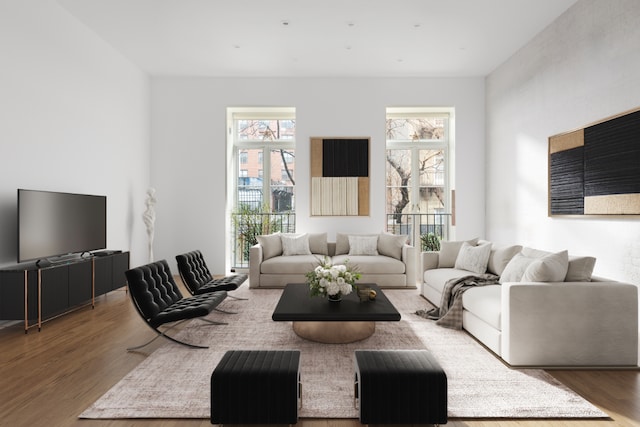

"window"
[227,107,296,269]
[385,108,453,245]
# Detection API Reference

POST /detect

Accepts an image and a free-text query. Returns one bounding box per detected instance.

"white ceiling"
[57,0,577,78]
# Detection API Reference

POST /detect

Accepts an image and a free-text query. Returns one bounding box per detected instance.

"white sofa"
[250,232,416,289]
[421,238,639,367]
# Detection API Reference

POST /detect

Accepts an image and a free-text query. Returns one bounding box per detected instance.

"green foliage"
[232,204,281,261]
[420,232,441,252]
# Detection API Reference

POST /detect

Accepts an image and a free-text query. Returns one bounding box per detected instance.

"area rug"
[80,286,607,420]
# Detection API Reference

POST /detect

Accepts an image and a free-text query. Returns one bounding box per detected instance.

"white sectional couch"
[421,239,639,367]
[250,232,416,289]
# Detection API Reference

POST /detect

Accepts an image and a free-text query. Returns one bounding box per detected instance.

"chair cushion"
[175,250,213,292]
[151,291,227,327]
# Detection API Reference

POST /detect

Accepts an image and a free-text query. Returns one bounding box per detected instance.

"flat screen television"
[18,189,107,263]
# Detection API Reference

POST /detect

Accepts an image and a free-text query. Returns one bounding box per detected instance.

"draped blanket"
[418,274,500,329]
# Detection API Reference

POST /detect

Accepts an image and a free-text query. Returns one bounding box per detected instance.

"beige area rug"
[81,285,607,420]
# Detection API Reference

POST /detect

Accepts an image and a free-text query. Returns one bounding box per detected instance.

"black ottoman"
[211,350,301,424]
[354,350,447,425]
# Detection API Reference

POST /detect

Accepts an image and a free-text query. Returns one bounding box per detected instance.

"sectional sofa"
[421,238,639,367]
[249,232,416,289]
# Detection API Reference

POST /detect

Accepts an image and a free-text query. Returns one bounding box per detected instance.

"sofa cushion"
[566,256,596,282]
[332,255,405,275]
[378,233,407,260]
[461,285,502,330]
[487,244,523,276]
[260,255,322,274]
[521,250,569,282]
[423,268,473,294]
[454,242,491,274]
[281,233,312,256]
[308,232,329,255]
[438,238,479,268]
[257,232,282,260]
[348,235,379,256]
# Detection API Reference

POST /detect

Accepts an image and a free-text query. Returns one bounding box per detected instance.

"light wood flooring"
[0,283,639,427]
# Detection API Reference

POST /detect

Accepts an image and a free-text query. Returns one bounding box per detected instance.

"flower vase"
[328,293,342,302]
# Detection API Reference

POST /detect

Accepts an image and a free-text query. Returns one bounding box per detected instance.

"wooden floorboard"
[0,283,639,427]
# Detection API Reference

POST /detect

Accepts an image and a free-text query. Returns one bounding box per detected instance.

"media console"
[0,251,129,332]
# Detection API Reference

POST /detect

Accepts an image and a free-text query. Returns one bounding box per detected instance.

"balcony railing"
[231,211,296,270]
[231,211,449,270]
[386,213,451,250]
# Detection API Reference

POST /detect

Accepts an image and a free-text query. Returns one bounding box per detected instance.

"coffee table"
[272,283,401,343]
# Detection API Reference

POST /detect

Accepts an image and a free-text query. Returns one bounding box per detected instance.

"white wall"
[0,1,151,268]
[151,77,485,273]
[486,0,640,283]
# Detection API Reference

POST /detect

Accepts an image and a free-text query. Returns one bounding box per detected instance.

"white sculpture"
[143,188,157,262]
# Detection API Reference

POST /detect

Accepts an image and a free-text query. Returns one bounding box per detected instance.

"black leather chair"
[125,259,228,350]
[175,250,248,299]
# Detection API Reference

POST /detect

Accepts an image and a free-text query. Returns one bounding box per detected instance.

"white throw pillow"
[454,242,492,274]
[500,253,536,283]
[565,256,596,282]
[438,238,479,268]
[348,235,379,256]
[377,233,407,260]
[521,250,569,282]
[256,232,282,260]
[281,233,312,256]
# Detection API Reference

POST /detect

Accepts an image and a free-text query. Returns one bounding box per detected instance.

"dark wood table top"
[272,283,401,322]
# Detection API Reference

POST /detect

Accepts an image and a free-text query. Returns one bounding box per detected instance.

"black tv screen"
[18,189,107,263]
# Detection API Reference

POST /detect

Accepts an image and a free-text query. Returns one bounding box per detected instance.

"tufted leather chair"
[125,259,228,349]
[175,250,247,298]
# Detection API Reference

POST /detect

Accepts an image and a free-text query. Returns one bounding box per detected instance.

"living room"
[1,0,639,426]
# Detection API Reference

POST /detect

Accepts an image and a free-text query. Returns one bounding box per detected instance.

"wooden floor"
[0,284,639,427]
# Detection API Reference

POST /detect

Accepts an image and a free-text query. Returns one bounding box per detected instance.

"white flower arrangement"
[306,257,361,298]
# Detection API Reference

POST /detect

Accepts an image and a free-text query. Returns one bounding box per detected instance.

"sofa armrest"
[501,281,638,367]
[402,244,417,286]
[420,251,440,274]
[249,244,263,289]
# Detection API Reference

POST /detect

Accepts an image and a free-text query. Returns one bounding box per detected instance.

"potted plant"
[420,232,441,252]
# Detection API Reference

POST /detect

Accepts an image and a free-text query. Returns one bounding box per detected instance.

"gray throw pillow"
[378,233,407,260]
[256,233,282,260]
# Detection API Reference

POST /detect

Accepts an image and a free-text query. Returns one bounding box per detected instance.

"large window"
[386,108,453,246]
[227,107,296,269]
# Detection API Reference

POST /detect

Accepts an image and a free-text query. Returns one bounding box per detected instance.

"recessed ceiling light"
[347,22,355,27]
[413,23,422,28]
[281,20,290,26]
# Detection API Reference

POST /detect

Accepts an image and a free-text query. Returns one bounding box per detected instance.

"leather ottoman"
[354,350,447,425]
[211,350,300,424]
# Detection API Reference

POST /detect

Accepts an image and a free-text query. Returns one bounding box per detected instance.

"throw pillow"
[377,233,407,260]
[454,242,492,274]
[308,232,329,255]
[438,238,479,268]
[281,233,312,256]
[499,252,536,283]
[487,244,523,276]
[348,235,379,256]
[521,250,569,282]
[565,256,596,282]
[256,232,282,260]
[336,232,378,255]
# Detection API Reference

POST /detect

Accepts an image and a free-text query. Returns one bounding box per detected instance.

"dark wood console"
[0,251,129,332]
